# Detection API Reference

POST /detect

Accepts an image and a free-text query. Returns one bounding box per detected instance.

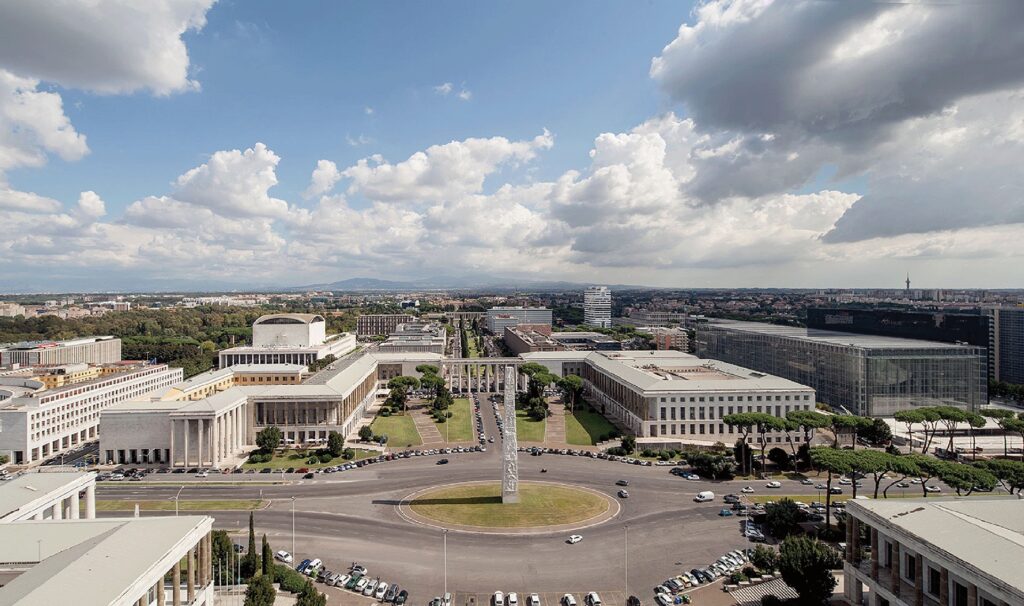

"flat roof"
[0,516,210,606]
[0,472,93,521]
[706,320,978,350]
[848,498,1024,598]
[2,336,117,351]
[229,363,307,373]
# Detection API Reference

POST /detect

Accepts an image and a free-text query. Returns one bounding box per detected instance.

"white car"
[274,550,293,564]
[741,486,755,493]
[568,534,583,544]
[838,478,852,485]
[444,593,453,606]
[562,595,577,606]
[925,485,942,493]
[585,592,602,606]
[363,578,378,596]
[494,592,505,606]
[376,582,389,600]
[528,594,540,606]
[508,592,519,606]
[801,478,814,485]
[195,470,208,478]
[766,481,782,488]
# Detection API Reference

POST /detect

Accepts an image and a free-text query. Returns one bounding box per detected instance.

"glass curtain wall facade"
[697,323,985,416]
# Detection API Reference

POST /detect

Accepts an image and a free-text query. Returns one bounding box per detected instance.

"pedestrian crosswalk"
[728,578,798,605]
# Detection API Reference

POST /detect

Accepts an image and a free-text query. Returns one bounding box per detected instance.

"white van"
[694,491,715,502]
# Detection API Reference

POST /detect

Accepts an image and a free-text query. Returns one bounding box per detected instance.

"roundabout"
[400,480,617,533]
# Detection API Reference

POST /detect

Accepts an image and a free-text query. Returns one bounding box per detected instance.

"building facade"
[649,327,690,351]
[843,498,1023,606]
[485,307,553,333]
[377,322,447,354]
[697,320,986,416]
[990,307,1024,384]
[356,313,415,337]
[218,332,356,368]
[1,336,121,367]
[503,326,563,355]
[550,331,621,351]
[584,286,612,328]
[0,363,183,465]
[0,471,97,522]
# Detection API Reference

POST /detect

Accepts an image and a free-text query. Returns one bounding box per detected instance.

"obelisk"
[501,364,519,503]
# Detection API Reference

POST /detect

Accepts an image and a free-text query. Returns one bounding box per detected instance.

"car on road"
[741,486,755,493]
[528,594,540,606]
[395,590,409,605]
[437,458,449,465]
[618,490,629,498]
[562,595,577,606]
[568,534,583,544]
[684,473,700,481]
[616,479,629,486]
[303,472,314,479]
[719,508,733,516]
[274,550,293,564]
[765,481,782,488]
[925,485,942,493]
[376,582,390,600]
[896,481,911,488]
[830,487,843,494]
[801,478,814,485]
[494,591,505,606]
[694,491,715,502]
[585,592,602,606]
[838,478,852,485]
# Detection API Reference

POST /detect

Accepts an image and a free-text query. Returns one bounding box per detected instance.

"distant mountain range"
[289,276,652,292]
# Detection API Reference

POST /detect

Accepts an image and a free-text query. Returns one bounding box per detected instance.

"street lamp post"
[174,485,185,517]
[624,524,629,599]
[291,496,296,560]
[443,529,449,598]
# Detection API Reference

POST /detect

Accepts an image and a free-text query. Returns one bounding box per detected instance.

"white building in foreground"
[0,471,97,522]
[0,515,215,606]
[843,497,1023,606]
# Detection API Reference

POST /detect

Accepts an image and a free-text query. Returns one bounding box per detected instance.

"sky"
[1,0,1024,292]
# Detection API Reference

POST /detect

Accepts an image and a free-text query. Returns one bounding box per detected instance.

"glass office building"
[696,320,986,416]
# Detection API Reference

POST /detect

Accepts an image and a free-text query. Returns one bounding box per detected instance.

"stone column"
[186,546,195,602]
[870,528,879,579]
[172,560,181,606]
[33,511,43,521]
[939,567,949,605]
[152,580,161,606]
[914,553,924,606]
[967,584,977,606]
[169,419,176,467]
[52,500,62,520]
[845,516,855,561]
[85,485,95,519]
[891,541,901,599]
[183,419,190,468]
[70,490,80,519]
[206,532,213,585]
[852,517,861,564]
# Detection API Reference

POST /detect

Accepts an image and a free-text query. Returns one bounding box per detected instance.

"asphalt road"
[92,395,898,605]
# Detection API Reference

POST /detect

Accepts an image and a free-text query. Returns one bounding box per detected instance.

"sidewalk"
[545,401,567,445]
[410,402,446,446]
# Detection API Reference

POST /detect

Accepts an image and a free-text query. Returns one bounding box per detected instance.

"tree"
[749,544,778,572]
[386,376,420,413]
[358,426,373,442]
[764,498,801,538]
[829,415,872,450]
[244,575,276,606]
[296,581,328,606]
[327,431,344,458]
[241,511,260,579]
[734,439,753,473]
[904,454,946,497]
[723,413,759,475]
[850,450,890,499]
[556,374,584,412]
[261,534,272,577]
[934,406,969,453]
[858,418,893,446]
[767,447,791,471]
[938,461,996,496]
[983,409,1016,457]
[974,459,1024,494]
[685,450,736,480]
[809,447,853,528]
[965,412,986,461]
[211,530,240,586]
[778,536,840,604]
[621,435,636,455]
[893,409,926,453]
[787,410,830,445]
[256,426,282,453]
[881,454,922,498]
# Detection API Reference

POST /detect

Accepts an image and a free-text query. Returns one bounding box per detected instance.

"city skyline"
[3,1,1024,291]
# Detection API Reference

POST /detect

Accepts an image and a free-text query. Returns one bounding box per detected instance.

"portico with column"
[169,392,248,468]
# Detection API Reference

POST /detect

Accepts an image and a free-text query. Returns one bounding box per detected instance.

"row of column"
[32,485,96,521]
[171,406,246,468]
[445,362,528,392]
[167,531,212,606]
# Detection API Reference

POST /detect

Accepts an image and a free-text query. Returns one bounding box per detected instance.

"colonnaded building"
[217,313,356,368]
[98,347,815,466]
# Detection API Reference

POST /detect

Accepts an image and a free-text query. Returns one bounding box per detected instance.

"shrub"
[728,571,747,584]
[380,408,391,417]
[641,448,655,458]
[743,565,758,578]
[342,448,355,460]
[659,451,672,461]
[598,433,609,442]
[761,596,783,606]
[274,564,308,593]
[606,447,626,456]
[317,452,332,464]
[609,429,622,439]
[307,458,318,465]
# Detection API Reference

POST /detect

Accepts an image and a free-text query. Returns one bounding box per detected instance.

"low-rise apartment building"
[357,313,415,337]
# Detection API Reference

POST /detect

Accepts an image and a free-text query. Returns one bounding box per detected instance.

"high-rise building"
[583,286,612,328]
[696,320,986,416]
[990,307,1024,384]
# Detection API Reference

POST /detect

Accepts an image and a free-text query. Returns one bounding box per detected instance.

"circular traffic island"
[400,480,617,534]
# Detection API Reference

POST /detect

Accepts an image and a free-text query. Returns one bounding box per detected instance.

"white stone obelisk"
[502,364,520,503]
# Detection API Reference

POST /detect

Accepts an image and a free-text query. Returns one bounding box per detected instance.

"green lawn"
[565,409,618,445]
[464,330,480,358]
[437,398,473,442]
[516,409,546,442]
[241,448,377,470]
[371,414,422,447]
[94,499,265,511]
[409,482,607,528]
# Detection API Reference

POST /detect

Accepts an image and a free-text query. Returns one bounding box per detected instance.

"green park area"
[565,409,618,445]
[464,330,480,358]
[371,413,423,447]
[516,409,546,443]
[436,397,473,442]
[94,499,265,512]
[409,481,608,528]
[241,448,377,470]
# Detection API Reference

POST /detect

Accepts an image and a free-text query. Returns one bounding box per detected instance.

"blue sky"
[2,0,1023,292]
[10,1,694,214]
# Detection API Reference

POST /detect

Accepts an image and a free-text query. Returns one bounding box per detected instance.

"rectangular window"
[904,553,916,582]
[670,408,677,421]
[670,424,677,435]
[699,425,705,434]
[660,407,667,420]
[928,568,941,596]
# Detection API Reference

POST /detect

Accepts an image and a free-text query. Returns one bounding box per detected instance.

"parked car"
[385,584,399,602]
[494,591,505,606]
[362,578,378,596]
[585,593,602,606]
[719,508,733,517]
[508,592,519,606]
[354,577,369,592]
[376,582,390,600]
[275,550,293,564]
[528,594,540,606]
[295,559,311,573]
[395,590,409,605]
[562,595,577,606]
